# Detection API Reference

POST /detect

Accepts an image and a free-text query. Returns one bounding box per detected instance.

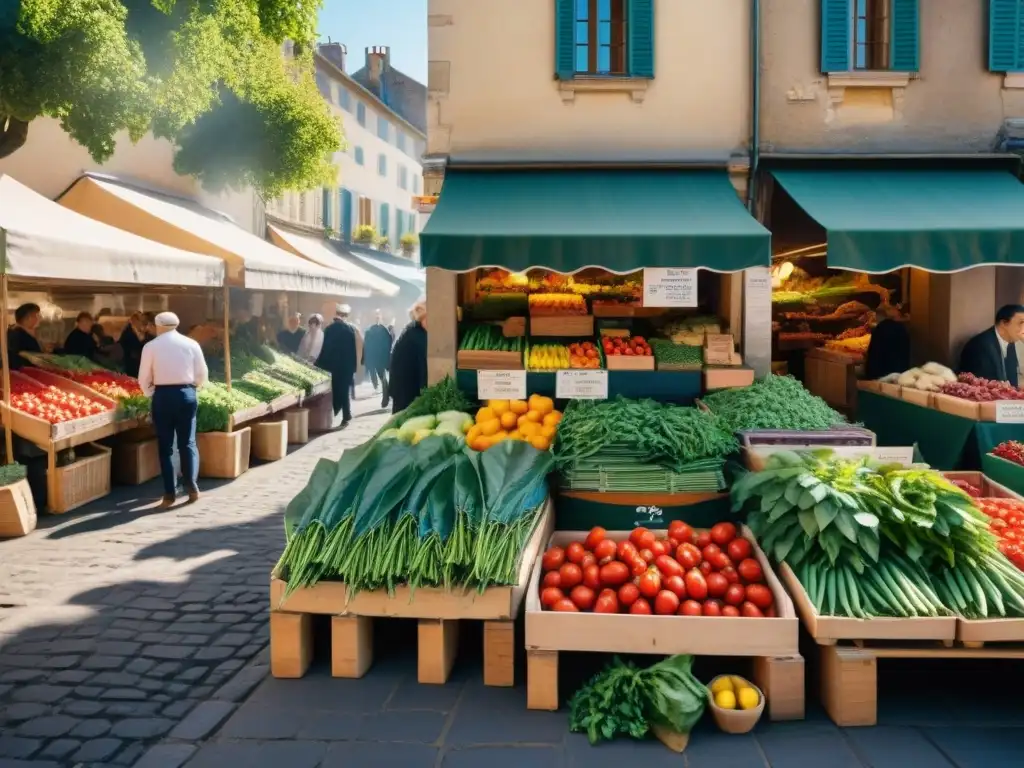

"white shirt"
[138,330,209,397]
[298,327,324,362]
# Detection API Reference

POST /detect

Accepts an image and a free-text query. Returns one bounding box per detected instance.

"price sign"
[477,370,527,400]
[996,401,1024,423]
[642,268,698,307]
[872,447,915,466]
[556,370,609,400]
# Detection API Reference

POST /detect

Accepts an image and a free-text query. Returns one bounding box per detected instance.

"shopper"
[120,312,151,378]
[91,324,123,369]
[363,309,393,407]
[316,304,358,426]
[7,303,42,371]
[959,304,1024,386]
[297,314,324,363]
[388,300,428,414]
[138,312,208,509]
[864,307,910,381]
[277,312,305,354]
[62,311,99,360]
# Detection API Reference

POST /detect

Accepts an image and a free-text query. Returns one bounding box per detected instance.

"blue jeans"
[152,385,199,497]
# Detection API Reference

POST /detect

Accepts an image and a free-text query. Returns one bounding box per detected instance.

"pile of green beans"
[701,374,844,432]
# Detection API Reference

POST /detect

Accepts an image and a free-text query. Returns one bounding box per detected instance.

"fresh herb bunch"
[702,375,845,432]
[0,462,27,486]
[396,376,473,427]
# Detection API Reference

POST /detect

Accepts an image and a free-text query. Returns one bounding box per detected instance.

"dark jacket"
[958,326,1014,382]
[316,319,358,377]
[363,323,393,370]
[864,319,911,381]
[7,326,41,371]
[277,328,305,354]
[388,321,428,413]
[62,328,98,360]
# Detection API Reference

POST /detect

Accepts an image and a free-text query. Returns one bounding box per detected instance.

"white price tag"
[642,268,698,307]
[996,401,1024,423]
[556,370,609,400]
[872,447,915,466]
[477,370,527,400]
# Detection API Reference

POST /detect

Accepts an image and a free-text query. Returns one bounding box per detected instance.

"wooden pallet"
[269,500,553,686]
[525,526,805,722]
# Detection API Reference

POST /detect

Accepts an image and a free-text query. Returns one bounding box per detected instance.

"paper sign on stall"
[996,402,1024,424]
[642,268,698,307]
[556,370,609,400]
[477,370,527,400]
[872,447,916,466]
[749,444,915,467]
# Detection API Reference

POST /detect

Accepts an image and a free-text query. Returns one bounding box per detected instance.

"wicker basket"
[0,479,37,537]
[285,408,310,444]
[252,420,288,462]
[307,394,335,432]
[112,438,160,485]
[197,428,251,479]
[50,443,112,514]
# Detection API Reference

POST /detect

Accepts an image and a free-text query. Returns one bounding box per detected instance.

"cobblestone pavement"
[1,388,1024,767]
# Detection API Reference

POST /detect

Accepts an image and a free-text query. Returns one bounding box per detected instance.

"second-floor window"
[397,132,407,152]
[398,165,408,190]
[413,175,420,195]
[378,117,390,142]
[354,146,364,165]
[820,0,918,73]
[378,154,387,176]
[340,88,351,112]
[556,0,653,79]
[357,102,366,127]
[575,0,626,75]
[853,0,888,70]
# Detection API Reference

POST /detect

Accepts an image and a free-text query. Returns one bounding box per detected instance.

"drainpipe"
[747,0,761,213]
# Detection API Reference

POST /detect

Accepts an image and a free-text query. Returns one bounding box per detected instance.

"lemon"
[737,687,760,710]
[710,677,734,695]
[714,690,737,710]
[730,675,749,690]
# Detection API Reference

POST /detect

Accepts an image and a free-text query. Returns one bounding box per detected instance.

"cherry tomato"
[618,583,640,607]
[684,569,708,601]
[727,537,752,562]
[540,587,563,608]
[655,555,684,579]
[738,558,764,584]
[584,526,606,550]
[710,552,732,571]
[720,565,740,585]
[663,574,686,599]
[541,547,565,572]
[630,527,650,547]
[722,605,741,617]
[629,597,652,615]
[746,583,774,610]
[594,592,619,613]
[570,585,595,611]
[638,568,662,599]
[654,590,680,615]
[565,542,586,565]
[706,572,729,598]
[678,599,703,616]
[675,543,702,570]
[702,600,723,617]
[741,601,765,618]
[710,522,737,546]
[725,584,746,606]
[582,564,601,591]
[695,531,712,549]
[559,563,583,589]
[698,560,713,576]
[593,539,617,564]
[599,561,631,587]
[629,556,649,577]
[542,571,561,589]
[552,598,578,612]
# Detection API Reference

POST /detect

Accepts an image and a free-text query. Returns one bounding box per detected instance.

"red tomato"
[628,556,649,577]
[695,531,712,549]
[584,526,606,550]
[668,520,695,544]
[702,543,721,563]
[655,555,684,579]
[570,585,595,611]
[727,538,752,562]
[702,600,723,617]
[679,600,703,616]
[637,530,657,551]
[638,568,662,599]
[651,540,668,558]
[540,587,563,608]
[553,599,578,612]
[630,527,650,547]
[565,542,586,565]
[618,583,640,607]
[582,564,601,591]
[720,566,740,585]
[617,540,639,562]
[593,539,617,564]
[741,601,765,618]
[654,590,680,615]
[698,561,713,576]
[541,547,565,572]
[710,522,737,546]
[710,552,732,571]
[542,571,561,589]
[722,605,741,617]
[665,535,681,551]
[663,574,686,599]
[594,592,619,613]
[639,548,655,564]
[675,543,702,570]
[705,572,729,598]
[738,558,764,584]
[746,583,774,610]
[630,598,652,615]
[599,561,630,586]
[725,584,746,606]
[559,563,583,589]
[684,569,708,601]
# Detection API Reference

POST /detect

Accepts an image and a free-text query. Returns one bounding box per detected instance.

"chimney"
[365,46,391,88]
[319,38,347,72]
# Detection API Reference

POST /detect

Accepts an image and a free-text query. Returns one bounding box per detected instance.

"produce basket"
[531,315,594,338]
[707,676,764,734]
[50,442,112,514]
[197,428,251,479]
[932,393,981,420]
[111,437,159,485]
[0,478,37,538]
[3,370,118,445]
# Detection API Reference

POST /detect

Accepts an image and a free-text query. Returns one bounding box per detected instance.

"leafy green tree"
[0,0,340,197]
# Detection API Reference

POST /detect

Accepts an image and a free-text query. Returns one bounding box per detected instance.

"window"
[556,0,654,80]
[340,88,351,112]
[322,188,333,229]
[340,188,354,240]
[378,154,387,176]
[358,196,373,227]
[357,102,366,127]
[354,146,364,165]
[820,0,918,73]
[379,203,391,237]
[413,175,420,195]
[989,0,1024,72]
[398,165,408,190]
[397,132,407,152]
[574,0,626,75]
[377,117,390,142]
[852,0,889,70]
[396,210,405,241]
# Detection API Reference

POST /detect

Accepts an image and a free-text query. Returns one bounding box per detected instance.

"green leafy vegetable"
[702,375,845,432]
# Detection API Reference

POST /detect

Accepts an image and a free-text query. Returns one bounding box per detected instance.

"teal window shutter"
[555,0,574,79]
[820,0,850,73]
[990,0,1023,71]
[341,189,353,241]
[628,0,655,78]
[380,203,390,236]
[322,188,332,229]
[397,210,405,240]
[890,0,919,72]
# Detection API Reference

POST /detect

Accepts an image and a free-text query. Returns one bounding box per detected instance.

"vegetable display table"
[455,369,703,405]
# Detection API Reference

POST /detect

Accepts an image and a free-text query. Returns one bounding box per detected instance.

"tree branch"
[0,116,29,160]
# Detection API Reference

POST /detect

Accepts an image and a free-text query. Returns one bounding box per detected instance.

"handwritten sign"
[556,370,609,400]
[634,505,665,528]
[643,268,698,308]
[996,401,1024,424]
[477,370,527,400]
[872,447,916,466]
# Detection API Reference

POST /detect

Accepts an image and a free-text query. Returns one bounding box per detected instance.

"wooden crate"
[285,408,310,445]
[269,499,553,685]
[877,382,902,399]
[899,387,933,408]
[456,350,523,370]
[804,351,856,409]
[252,420,288,462]
[605,355,654,371]
[50,443,112,514]
[111,438,159,485]
[856,380,882,394]
[197,428,251,479]
[307,394,335,432]
[932,393,980,420]
[704,366,755,390]
[525,526,804,721]
[0,479,37,537]
[269,392,302,414]
[530,315,594,337]
[229,403,270,431]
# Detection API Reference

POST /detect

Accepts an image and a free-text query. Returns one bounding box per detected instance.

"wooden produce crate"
[49,442,112,514]
[856,380,881,395]
[269,499,554,686]
[197,428,251,479]
[111,437,159,485]
[877,382,901,399]
[525,526,804,721]
[2,370,120,447]
[285,408,310,445]
[229,403,270,430]
[305,379,331,400]
[592,304,636,317]
[456,350,523,370]
[805,350,857,409]
[932,393,981,420]
[502,317,526,337]
[306,394,335,433]
[604,355,654,371]
[530,315,594,337]
[704,366,755,391]
[252,420,288,462]
[899,387,933,408]
[269,392,302,414]
[0,479,37,537]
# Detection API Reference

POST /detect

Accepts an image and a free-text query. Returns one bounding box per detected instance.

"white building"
[271,43,427,258]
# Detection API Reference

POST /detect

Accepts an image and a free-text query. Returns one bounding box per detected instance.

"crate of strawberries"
[525,520,798,657]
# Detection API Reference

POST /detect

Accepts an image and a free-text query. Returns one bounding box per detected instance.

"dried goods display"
[940,373,1024,402]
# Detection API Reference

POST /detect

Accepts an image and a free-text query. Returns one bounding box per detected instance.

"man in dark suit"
[316,303,358,426]
[958,304,1024,386]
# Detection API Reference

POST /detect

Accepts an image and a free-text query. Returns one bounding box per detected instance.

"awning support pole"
[223,284,232,391]
[0,272,12,464]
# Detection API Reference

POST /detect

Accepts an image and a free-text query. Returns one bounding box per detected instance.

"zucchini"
[843,567,864,618]
[805,562,819,612]
[962,566,988,618]
[973,566,1005,617]
[825,568,837,616]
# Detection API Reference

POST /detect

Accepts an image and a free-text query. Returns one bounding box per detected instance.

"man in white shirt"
[138,312,209,508]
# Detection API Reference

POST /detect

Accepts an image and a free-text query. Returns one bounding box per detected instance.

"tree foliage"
[0,0,341,197]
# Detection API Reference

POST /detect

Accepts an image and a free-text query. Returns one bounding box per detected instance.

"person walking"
[61,311,99,360]
[363,309,393,407]
[297,313,324,363]
[7,303,42,371]
[138,312,208,509]
[388,300,428,414]
[277,312,305,353]
[316,304,358,426]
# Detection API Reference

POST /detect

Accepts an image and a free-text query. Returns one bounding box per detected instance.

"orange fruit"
[479,418,502,437]
[500,411,518,430]
[525,410,542,423]
[529,435,551,451]
[509,431,523,440]
[543,411,562,427]
[489,400,510,415]
[509,399,529,415]
[472,436,491,451]
[520,421,541,437]
[528,394,544,413]
[476,406,496,424]
[536,396,555,415]
[466,425,482,444]
[491,431,508,444]
[540,424,556,439]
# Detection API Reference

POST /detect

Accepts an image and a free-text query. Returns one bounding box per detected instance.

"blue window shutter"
[341,189,353,241]
[820,0,850,73]
[322,188,332,229]
[380,203,390,236]
[890,0,919,72]
[555,0,574,80]
[990,0,1023,71]
[628,0,655,78]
